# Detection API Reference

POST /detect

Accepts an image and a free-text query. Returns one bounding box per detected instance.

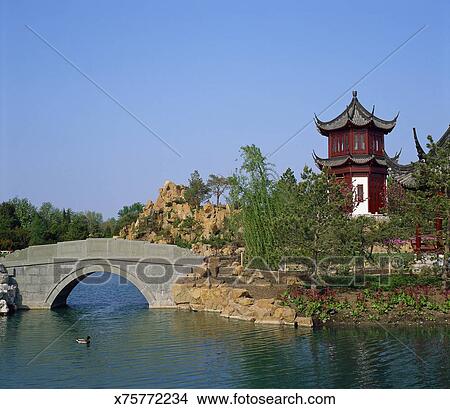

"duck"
[76,336,91,344]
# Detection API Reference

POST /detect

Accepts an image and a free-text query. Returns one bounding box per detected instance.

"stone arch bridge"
[1,238,202,309]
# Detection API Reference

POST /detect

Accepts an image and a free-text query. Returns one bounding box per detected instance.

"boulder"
[203,202,214,215]
[0,300,8,315]
[192,266,207,278]
[230,288,251,300]
[201,288,229,311]
[295,316,314,327]
[172,284,193,304]
[190,303,205,312]
[254,298,275,309]
[237,297,254,306]
[190,287,203,302]
[286,275,304,286]
[250,271,265,280]
[233,265,244,276]
[274,306,297,323]
[220,304,236,318]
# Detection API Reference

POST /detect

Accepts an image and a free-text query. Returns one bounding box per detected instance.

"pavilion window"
[354,130,366,151]
[357,184,364,202]
[371,132,384,154]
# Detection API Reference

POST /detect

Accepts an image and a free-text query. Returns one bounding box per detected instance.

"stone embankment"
[0,264,17,315]
[171,281,314,327]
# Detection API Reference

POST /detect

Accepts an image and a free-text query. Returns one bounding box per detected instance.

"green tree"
[0,202,28,250]
[207,174,231,205]
[271,168,302,259]
[384,135,449,282]
[185,170,210,208]
[29,203,61,245]
[114,202,144,234]
[276,168,297,191]
[343,215,383,260]
[413,136,450,285]
[285,167,350,267]
[84,211,104,237]
[64,213,90,241]
[230,145,278,268]
[101,218,117,237]
[415,136,450,255]
[8,198,37,230]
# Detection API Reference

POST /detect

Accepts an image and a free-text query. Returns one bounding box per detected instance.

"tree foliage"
[114,202,144,235]
[230,146,420,271]
[0,199,144,251]
[185,170,210,208]
[230,145,277,268]
[385,135,450,256]
[207,174,232,205]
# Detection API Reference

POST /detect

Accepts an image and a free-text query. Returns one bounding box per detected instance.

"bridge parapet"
[2,238,197,267]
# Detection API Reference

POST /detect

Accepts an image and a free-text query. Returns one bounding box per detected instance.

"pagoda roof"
[414,124,450,154]
[313,152,388,169]
[385,125,450,189]
[436,124,450,147]
[384,153,417,188]
[315,91,398,136]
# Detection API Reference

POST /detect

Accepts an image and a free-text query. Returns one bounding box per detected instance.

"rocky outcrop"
[120,181,240,255]
[171,282,314,327]
[0,265,17,315]
[0,300,8,315]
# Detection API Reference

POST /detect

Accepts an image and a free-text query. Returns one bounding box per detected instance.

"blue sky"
[1,0,449,217]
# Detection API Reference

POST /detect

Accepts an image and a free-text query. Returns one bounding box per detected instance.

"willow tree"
[230,145,278,268]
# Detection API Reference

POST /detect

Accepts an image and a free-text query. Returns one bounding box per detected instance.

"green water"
[1,274,449,388]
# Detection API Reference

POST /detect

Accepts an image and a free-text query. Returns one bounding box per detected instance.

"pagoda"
[313,91,398,215]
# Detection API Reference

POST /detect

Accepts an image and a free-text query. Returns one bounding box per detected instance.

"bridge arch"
[45,263,155,308]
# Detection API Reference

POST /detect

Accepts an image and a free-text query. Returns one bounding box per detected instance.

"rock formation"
[121,181,241,256]
[0,300,8,315]
[0,264,17,315]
